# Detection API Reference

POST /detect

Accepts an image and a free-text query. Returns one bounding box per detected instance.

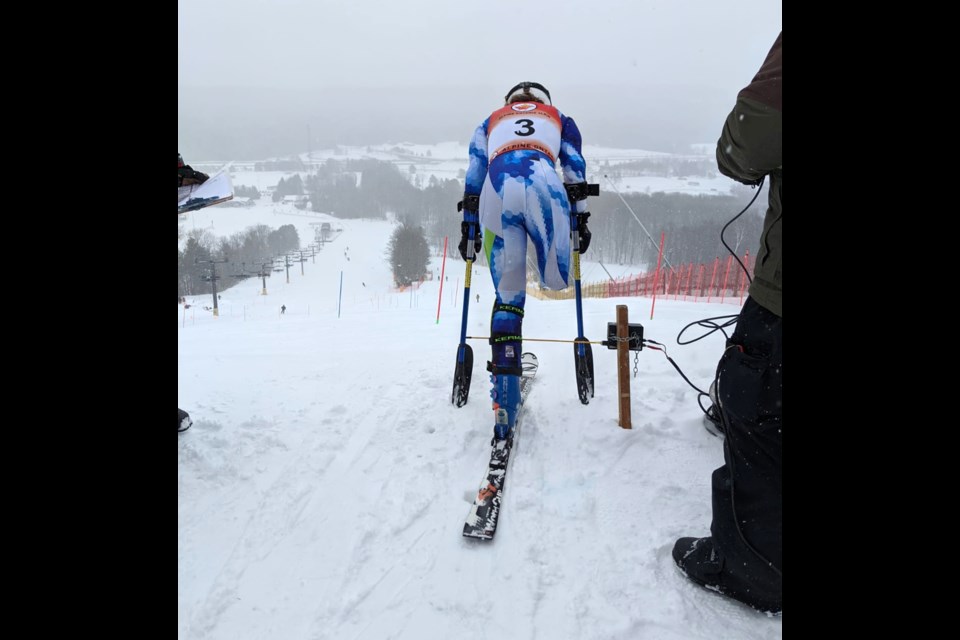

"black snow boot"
[673,537,781,614]
[178,408,192,433]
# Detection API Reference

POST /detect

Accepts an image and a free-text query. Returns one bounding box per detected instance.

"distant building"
[282,195,310,209]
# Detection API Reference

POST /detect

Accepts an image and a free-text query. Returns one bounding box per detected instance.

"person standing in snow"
[178,153,204,433]
[459,82,591,442]
[673,32,782,614]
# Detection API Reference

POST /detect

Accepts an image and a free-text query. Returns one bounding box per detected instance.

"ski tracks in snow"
[181,363,476,640]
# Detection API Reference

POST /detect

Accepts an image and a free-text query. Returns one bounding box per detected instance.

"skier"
[459,82,591,441]
[178,152,209,187]
[673,33,782,613]
[281,304,286,315]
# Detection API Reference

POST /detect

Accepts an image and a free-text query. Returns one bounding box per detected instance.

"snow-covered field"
[197,141,734,199]
[181,198,342,247]
[178,210,781,639]
[610,174,733,196]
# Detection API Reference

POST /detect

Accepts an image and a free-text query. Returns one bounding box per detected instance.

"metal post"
[196,257,228,318]
[210,262,219,317]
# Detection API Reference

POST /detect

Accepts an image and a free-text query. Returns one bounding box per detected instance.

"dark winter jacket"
[717,32,782,317]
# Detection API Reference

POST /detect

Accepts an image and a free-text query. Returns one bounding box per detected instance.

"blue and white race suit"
[465,101,587,311]
[464,100,587,437]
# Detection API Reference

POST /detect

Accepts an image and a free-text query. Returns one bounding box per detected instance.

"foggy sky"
[178,0,781,160]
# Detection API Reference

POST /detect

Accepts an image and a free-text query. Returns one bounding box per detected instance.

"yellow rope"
[466,336,603,345]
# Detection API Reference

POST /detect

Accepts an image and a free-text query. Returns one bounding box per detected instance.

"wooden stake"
[617,304,632,429]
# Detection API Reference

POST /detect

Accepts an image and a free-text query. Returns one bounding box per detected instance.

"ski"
[178,170,234,214]
[463,353,538,540]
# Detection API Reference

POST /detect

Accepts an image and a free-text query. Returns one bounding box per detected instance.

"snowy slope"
[178,218,780,640]
[179,199,334,245]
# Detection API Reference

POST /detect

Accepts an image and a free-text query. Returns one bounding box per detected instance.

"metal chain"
[610,335,642,377]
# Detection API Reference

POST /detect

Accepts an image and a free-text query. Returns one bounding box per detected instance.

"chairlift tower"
[196,256,229,317]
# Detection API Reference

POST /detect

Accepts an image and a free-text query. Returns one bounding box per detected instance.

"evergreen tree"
[386,222,429,286]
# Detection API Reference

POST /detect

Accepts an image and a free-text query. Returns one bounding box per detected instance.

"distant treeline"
[178,224,300,298]
[234,185,262,199]
[305,158,462,246]
[300,158,763,268]
[587,186,764,268]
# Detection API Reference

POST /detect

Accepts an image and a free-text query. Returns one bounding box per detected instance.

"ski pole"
[571,217,594,405]
[569,184,599,404]
[452,205,480,407]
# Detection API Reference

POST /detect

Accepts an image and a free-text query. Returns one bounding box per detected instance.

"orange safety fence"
[528,251,752,305]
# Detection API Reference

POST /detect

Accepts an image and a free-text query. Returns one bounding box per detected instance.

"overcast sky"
[178,1,781,159]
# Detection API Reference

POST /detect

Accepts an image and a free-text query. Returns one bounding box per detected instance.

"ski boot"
[490,372,522,442]
[488,302,524,444]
